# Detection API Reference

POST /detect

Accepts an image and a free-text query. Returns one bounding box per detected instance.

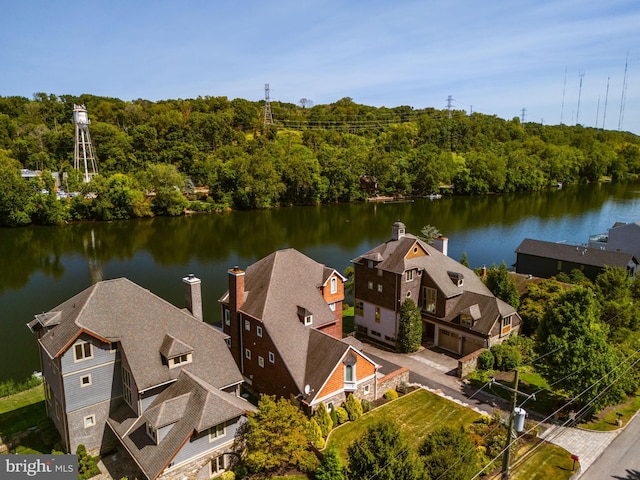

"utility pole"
[520,108,526,124]
[618,52,629,131]
[501,369,520,480]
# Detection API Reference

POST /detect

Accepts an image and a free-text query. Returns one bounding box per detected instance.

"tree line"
[1,93,640,226]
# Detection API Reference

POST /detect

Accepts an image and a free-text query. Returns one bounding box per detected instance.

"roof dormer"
[297,306,313,326]
[160,334,194,369]
[447,271,464,287]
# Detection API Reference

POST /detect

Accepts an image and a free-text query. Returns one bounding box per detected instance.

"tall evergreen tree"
[397,299,422,353]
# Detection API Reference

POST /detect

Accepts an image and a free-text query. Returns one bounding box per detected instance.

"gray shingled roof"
[36,278,243,392]
[354,232,519,336]
[515,238,638,268]
[240,249,344,392]
[221,248,358,395]
[109,370,255,480]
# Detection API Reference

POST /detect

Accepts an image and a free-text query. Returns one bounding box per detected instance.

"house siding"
[171,417,242,466]
[355,301,396,345]
[59,334,115,374]
[66,399,113,455]
[62,359,121,412]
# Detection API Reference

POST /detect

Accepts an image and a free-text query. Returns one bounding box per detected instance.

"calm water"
[3,181,640,382]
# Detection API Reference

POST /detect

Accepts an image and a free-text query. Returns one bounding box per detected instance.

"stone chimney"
[392,221,406,241]
[228,267,246,312]
[433,236,448,256]
[183,274,203,321]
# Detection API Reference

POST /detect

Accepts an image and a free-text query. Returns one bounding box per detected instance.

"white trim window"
[304,314,313,326]
[330,276,338,294]
[258,356,264,368]
[244,319,251,331]
[80,374,92,387]
[268,351,275,363]
[84,415,96,428]
[329,302,336,311]
[245,348,251,360]
[224,308,230,326]
[210,455,225,475]
[257,325,263,337]
[74,341,93,362]
[364,384,371,394]
[406,269,414,282]
[209,422,226,442]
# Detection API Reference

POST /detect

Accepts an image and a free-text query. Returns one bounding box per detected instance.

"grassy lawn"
[507,441,576,480]
[326,388,482,463]
[579,392,640,431]
[342,306,354,335]
[484,441,575,480]
[0,385,46,439]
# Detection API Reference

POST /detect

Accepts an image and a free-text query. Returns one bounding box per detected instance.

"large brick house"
[28,276,254,480]
[219,248,380,412]
[353,222,521,356]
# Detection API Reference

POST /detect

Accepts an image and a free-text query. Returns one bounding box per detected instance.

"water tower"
[73,104,98,183]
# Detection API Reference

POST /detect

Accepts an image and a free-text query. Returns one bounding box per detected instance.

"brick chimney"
[228,267,246,312]
[182,274,203,321]
[433,236,448,256]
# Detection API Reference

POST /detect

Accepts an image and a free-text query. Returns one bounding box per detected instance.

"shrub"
[329,404,338,427]
[76,444,100,480]
[0,374,43,398]
[361,399,374,413]
[344,393,363,421]
[335,407,349,425]
[490,343,521,371]
[307,419,325,449]
[313,402,333,437]
[397,381,409,394]
[383,389,398,401]
[477,350,495,370]
[219,471,235,480]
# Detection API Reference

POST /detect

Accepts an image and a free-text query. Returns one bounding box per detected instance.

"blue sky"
[1,1,638,134]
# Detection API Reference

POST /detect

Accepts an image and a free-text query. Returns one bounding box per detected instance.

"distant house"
[219,248,383,412]
[352,222,520,356]
[515,238,638,281]
[28,276,253,480]
[588,221,640,260]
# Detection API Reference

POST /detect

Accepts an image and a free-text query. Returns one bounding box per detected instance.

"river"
[2,181,640,382]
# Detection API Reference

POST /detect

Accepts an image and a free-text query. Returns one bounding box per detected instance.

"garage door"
[438,329,459,353]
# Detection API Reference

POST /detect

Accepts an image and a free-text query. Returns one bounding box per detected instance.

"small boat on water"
[425,194,442,199]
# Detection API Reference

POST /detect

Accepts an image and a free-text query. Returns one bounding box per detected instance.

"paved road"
[579,412,640,480]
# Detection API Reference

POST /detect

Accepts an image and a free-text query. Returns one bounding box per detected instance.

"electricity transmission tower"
[264,83,274,127]
[446,95,454,119]
[576,71,585,125]
[73,104,98,183]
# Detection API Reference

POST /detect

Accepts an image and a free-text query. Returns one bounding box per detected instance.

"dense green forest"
[1,93,640,226]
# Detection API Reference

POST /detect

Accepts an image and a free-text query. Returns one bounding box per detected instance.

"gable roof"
[108,370,255,480]
[35,278,243,392]
[353,231,519,335]
[515,238,638,268]
[221,248,366,396]
[354,233,496,299]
